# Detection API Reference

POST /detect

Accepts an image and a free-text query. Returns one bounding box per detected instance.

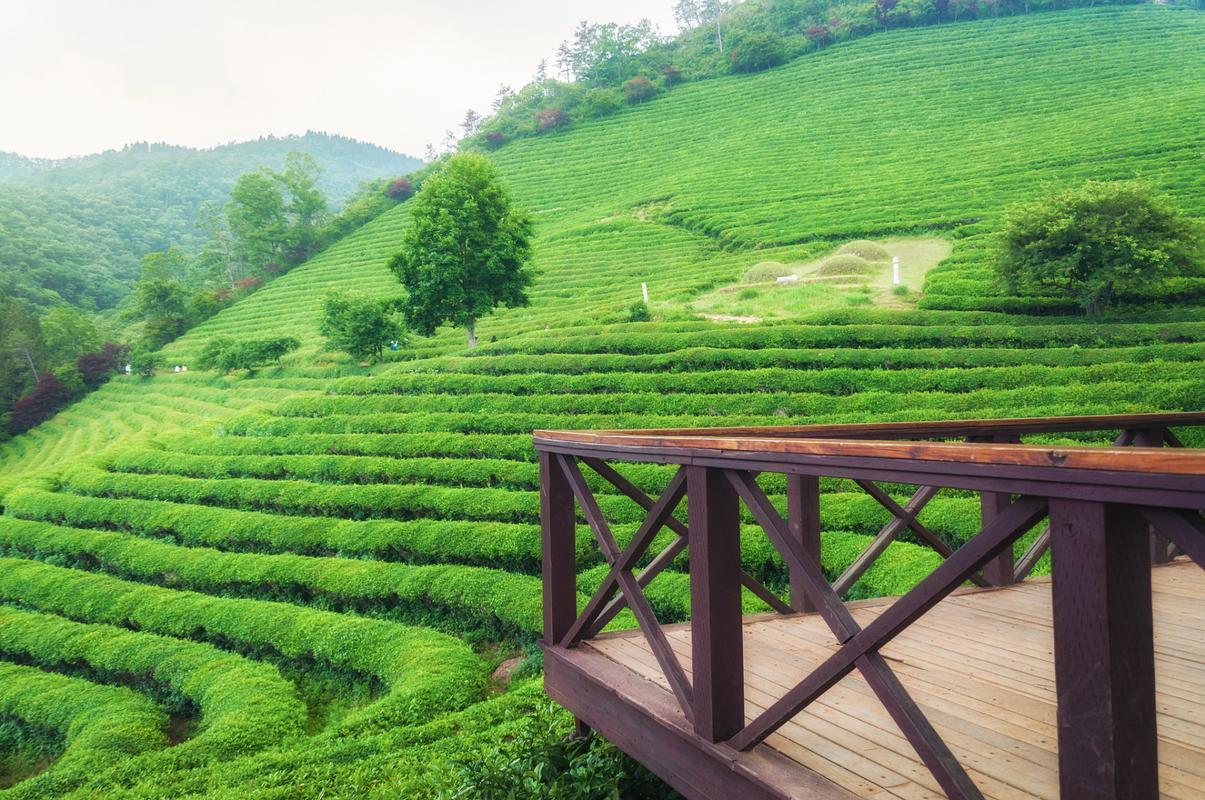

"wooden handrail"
[536,410,1205,443]
[537,412,1205,800]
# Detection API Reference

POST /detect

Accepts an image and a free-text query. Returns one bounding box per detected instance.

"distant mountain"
[0,132,421,312]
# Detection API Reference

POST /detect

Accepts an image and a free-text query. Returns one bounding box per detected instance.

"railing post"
[687,466,744,742]
[1049,499,1158,800]
[540,451,577,646]
[980,435,1020,585]
[787,474,821,613]
[1132,428,1173,564]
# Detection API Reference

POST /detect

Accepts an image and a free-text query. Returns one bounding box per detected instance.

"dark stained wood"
[560,467,688,646]
[687,465,745,742]
[1049,500,1158,800]
[535,413,1205,800]
[786,474,821,613]
[832,483,973,596]
[540,450,577,645]
[544,645,861,800]
[729,495,1049,752]
[558,454,696,719]
[535,411,1205,445]
[1139,507,1205,570]
[574,563,1204,800]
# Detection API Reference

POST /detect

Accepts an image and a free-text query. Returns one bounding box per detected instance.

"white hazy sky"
[0,0,680,160]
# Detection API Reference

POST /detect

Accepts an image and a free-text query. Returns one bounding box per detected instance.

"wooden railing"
[535,412,1205,800]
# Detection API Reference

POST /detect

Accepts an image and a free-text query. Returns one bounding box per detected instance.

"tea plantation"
[0,7,1203,798]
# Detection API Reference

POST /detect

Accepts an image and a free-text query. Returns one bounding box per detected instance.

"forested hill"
[0,132,421,312]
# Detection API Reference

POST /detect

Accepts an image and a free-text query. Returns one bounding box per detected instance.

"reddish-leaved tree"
[387,177,415,200]
[534,108,569,132]
[9,373,72,434]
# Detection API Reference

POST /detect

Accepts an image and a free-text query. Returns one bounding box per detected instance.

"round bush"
[815,254,876,277]
[743,261,792,282]
[836,240,890,261]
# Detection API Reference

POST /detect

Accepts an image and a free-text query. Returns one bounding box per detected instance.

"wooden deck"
[566,561,1205,800]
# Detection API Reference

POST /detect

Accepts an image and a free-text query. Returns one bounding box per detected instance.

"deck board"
[582,561,1205,799]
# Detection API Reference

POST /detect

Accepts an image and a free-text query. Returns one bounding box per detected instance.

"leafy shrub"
[892,284,910,296]
[729,31,787,73]
[320,290,406,362]
[451,700,677,799]
[997,180,1203,313]
[738,287,761,300]
[743,261,793,282]
[197,336,301,373]
[580,87,623,118]
[837,240,891,261]
[660,64,682,87]
[534,108,570,132]
[623,75,656,103]
[628,302,651,322]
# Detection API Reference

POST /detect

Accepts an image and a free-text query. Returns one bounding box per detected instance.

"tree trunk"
[716,18,724,52]
[19,345,39,382]
[467,321,478,350]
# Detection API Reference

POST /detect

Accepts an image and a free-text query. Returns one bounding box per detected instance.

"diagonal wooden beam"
[726,470,985,797]
[583,457,793,617]
[1137,507,1205,570]
[833,484,941,596]
[728,495,1048,752]
[1164,428,1186,448]
[858,652,985,800]
[855,479,991,589]
[725,470,860,642]
[1012,525,1051,582]
[560,468,688,646]
[854,479,952,557]
[557,455,695,718]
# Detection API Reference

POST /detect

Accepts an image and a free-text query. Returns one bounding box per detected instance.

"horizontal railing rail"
[536,412,1205,800]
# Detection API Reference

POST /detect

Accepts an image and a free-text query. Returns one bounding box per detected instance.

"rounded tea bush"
[836,240,890,261]
[743,261,793,282]
[815,254,876,277]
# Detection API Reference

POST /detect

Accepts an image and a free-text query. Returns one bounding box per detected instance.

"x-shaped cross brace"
[723,468,1049,800]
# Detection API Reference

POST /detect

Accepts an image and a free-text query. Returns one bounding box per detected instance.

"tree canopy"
[320,290,406,362]
[388,155,534,348]
[997,181,1203,313]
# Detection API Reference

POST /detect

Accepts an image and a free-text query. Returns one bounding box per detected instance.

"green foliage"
[628,301,652,322]
[623,75,657,103]
[389,155,535,347]
[0,133,419,314]
[997,180,1203,313]
[320,290,406,362]
[729,30,787,73]
[579,87,624,117]
[0,9,1202,798]
[197,335,300,372]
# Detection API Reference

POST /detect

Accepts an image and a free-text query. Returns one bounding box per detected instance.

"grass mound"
[814,254,877,277]
[836,240,891,261]
[743,261,794,282]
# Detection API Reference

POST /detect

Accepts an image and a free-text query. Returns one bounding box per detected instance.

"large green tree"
[997,181,1203,314]
[227,168,288,271]
[389,154,535,348]
[280,152,330,264]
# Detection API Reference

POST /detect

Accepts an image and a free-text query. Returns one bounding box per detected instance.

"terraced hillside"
[0,7,1202,799]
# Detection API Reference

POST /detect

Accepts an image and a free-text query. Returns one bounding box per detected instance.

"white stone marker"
[892,256,901,285]
[642,282,649,304]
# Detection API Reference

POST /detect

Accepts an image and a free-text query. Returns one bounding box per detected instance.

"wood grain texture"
[569,562,1203,800]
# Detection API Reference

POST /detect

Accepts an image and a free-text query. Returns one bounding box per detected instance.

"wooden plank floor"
[584,561,1205,800]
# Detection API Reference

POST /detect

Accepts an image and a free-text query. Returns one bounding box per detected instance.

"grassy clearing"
[688,236,952,319]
